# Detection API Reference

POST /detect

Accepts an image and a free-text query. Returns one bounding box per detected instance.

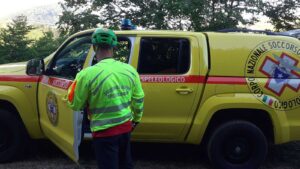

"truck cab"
[25,30,209,161]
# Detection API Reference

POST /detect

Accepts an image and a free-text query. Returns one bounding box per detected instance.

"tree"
[0,15,34,64]
[31,31,62,59]
[188,0,262,31]
[263,0,300,31]
[57,0,264,35]
[0,15,65,64]
[57,4,100,35]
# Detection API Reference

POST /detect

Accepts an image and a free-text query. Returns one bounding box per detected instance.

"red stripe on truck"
[207,76,247,85]
[0,75,39,82]
[0,75,247,88]
[140,75,246,85]
[40,76,73,90]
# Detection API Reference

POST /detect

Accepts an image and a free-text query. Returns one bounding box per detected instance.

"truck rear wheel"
[207,120,268,169]
[0,109,27,162]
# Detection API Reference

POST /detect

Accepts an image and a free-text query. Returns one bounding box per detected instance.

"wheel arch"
[186,94,290,145]
[0,100,28,135]
[0,100,19,117]
[0,86,43,139]
[202,109,274,145]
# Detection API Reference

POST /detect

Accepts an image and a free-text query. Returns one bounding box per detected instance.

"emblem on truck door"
[245,40,300,110]
[46,92,59,125]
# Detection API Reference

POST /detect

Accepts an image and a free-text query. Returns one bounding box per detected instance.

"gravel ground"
[1,140,300,169]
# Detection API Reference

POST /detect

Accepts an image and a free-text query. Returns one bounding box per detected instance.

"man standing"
[67,28,144,169]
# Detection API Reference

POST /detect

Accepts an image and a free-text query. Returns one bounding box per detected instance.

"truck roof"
[71,29,203,37]
[71,28,300,40]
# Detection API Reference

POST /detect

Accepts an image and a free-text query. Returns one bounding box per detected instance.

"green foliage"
[188,0,262,31]
[58,9,99,35]
[57,0,264,34]
[31,31,61,59]
[0,15,34,64]
[0,15,66,64]
[263,0,300,31]
[113,40,130,63]
[1,1,299,65]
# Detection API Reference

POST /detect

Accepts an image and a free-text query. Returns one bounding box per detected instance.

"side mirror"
[26,59,45,76]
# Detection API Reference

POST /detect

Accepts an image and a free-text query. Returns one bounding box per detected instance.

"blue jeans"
[93,132,134,169]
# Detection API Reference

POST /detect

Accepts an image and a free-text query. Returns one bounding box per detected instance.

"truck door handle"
[176,88,193,95]
[62,95,68,102]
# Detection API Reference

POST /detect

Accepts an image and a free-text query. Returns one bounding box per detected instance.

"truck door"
[38,35,92,161]
[131,36,204,141]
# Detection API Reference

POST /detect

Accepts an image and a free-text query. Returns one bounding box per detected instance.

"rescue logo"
[46,92,59,125]
[245,40,300,110]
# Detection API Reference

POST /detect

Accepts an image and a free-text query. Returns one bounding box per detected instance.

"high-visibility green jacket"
[67,58,144,132]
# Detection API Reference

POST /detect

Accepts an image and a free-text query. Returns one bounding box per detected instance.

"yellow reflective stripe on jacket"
[90,101,131,114]
[91,112,132,131]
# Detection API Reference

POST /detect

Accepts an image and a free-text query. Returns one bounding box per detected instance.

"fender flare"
[0,85,43,138]
[186,93,289,144]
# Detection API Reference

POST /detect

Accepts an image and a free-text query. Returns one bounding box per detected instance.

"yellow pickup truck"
[0,28,300,169]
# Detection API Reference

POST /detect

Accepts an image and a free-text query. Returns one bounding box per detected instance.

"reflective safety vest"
[67,58,144,132]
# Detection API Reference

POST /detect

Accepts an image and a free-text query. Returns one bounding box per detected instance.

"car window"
[91,37,132,65]
[48,36,91,79]
[137,37,190,74]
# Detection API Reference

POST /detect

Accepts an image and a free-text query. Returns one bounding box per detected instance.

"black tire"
[207,120,268,169]
[0,109,27,162]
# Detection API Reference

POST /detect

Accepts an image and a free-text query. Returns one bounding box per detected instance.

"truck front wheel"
[207,120,268,169]
[0,109,27,162]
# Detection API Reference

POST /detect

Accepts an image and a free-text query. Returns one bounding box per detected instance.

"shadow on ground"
[0,140,300,169]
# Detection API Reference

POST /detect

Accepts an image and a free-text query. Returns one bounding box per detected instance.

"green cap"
[92,28,118,47]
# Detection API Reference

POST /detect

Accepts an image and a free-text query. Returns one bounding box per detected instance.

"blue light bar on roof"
[121,19,136,30]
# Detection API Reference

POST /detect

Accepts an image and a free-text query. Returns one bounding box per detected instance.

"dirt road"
[1,141,300,169]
